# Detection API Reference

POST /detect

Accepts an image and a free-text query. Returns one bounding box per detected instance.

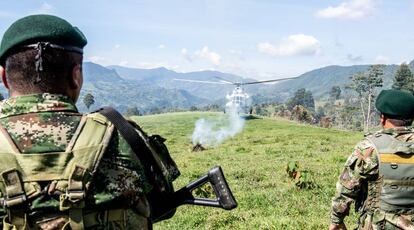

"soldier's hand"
[329,223,347,230]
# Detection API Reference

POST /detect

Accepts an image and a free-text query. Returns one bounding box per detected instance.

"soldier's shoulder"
[355,137,375,150]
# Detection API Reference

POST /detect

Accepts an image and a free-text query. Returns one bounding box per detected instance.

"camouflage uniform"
[0,93,152,229]
[331,127,414,230]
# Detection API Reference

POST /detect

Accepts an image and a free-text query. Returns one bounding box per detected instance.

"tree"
[286,88,315,111]
[290,105,314,123]
[329,86,341,102]
[125,107,140,116]
[0,92,4,101]
[83,93,95,110]
[348,65,384,132]
[392,63,414,93]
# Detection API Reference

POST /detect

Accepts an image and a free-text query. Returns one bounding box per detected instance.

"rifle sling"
[98,107,171,190]
[97,107,176,222]
[97,107,151,166]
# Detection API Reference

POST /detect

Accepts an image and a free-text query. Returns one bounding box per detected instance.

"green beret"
[0,14,87,63]
[376,89,414,119]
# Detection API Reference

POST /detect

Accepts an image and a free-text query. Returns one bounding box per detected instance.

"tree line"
[253,63,414,131]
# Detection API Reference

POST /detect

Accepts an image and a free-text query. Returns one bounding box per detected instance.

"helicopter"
[173,76,299,114]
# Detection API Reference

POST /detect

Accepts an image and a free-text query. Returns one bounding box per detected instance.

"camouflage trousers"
[358,210,414,230]
[1,209,150,230]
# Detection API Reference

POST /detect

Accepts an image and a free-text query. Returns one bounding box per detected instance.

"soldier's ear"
[70,64,83,90]
[380,114,386,126]
[0,66,8,89]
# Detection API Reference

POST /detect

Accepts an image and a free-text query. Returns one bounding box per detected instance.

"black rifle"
[151,166,237,222]
[97,108,237,221]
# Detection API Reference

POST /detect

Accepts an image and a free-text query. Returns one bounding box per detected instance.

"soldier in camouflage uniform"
[0,15,178,229]
[330,90,414,230]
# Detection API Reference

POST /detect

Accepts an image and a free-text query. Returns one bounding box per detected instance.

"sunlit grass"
[132,112,361,229]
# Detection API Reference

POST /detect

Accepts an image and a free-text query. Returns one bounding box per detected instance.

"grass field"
[132,112,362,229]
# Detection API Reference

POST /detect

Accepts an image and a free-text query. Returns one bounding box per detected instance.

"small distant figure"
[329,90,414,230]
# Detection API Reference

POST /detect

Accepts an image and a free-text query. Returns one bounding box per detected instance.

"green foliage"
[131,112,361,229]
[294,170,316,190]
[286,161,316,189]
[392,63,414,93]
[83,93,95,110]
[125,106,140,116]
[347,65,384,131]
[286,161,299,179]
[348,70,383,97]
[290,105,314,123]
[250,103,284,117]
[286,88,315,111]
[200,104,222,112]
[194,183,215,199]
[329,86,341,101]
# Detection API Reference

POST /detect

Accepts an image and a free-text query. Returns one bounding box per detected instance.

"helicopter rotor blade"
[173,78,230,85]
[241,77,300,85]
[214,76,234,85]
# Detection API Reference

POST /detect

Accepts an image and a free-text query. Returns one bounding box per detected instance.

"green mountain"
[78,62,210,112]
[108,65,260,101]
[269,64,400,99]
[0,60,410,112]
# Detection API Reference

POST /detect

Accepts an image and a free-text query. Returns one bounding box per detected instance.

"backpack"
[0,107,180,229]
[367,133,414,212]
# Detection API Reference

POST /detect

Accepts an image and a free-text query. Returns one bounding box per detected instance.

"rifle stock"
[151,166,237,222]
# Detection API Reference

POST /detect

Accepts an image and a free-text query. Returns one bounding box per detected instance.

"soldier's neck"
[383,121,396,129]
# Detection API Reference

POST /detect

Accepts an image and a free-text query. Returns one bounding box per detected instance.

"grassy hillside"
[132,112,362,229]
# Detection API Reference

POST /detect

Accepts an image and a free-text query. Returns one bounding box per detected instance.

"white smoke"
[192,106,245,147]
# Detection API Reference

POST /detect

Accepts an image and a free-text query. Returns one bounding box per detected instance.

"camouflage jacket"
[331,127,414,230]
[0,93,152,229]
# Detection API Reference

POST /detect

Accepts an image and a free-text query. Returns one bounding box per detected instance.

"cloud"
[31,2,55,14]
[316,0,376,20]
[346,54,363,62]
[374,55,389,64]
[86,56,107,64]
[181,47,222,65]
[257,34,321,57]
[195,46,221,65]
[114,44,121,49]
[157,44,166,49]
[181,48,193,62]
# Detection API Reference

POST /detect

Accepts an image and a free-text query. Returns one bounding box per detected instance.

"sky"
[1,0,414,80]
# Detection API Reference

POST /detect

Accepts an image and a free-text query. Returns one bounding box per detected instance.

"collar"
[0,93,78,118]
[381,127,414,136]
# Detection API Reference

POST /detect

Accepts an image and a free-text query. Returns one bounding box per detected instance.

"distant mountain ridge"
[0,60,410,113]
[108,65,260,101]
[82,61,413,112]
[263,62,402,99]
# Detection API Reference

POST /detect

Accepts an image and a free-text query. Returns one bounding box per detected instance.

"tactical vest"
[368,133,414,213]
[0,112,124,229]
